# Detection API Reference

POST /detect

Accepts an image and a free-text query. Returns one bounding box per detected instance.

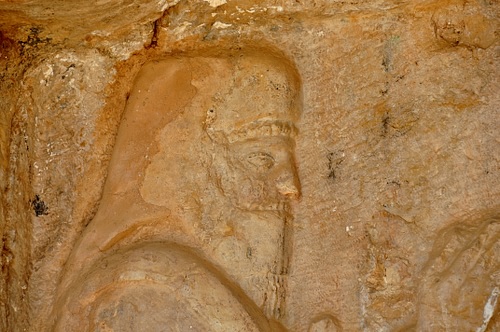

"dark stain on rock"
[381,113,390,137]
[327,151,345,180]
[31,194,48,216]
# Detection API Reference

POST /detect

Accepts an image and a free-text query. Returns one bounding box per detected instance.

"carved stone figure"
[413,214,500,331]
[391,213,500,331]
[50,50,301,331]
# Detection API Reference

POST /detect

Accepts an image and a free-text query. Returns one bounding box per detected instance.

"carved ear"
[205,127,229,145]
[203,108,227,144]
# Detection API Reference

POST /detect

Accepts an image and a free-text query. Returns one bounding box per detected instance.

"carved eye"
[246,152,275,170]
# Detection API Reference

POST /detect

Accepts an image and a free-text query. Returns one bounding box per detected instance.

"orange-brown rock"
[0,0,498,331]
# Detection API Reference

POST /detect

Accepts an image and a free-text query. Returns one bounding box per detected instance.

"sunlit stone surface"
[0,0,498,331]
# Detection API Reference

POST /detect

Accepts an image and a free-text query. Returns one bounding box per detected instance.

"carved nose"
[276,170,301,200]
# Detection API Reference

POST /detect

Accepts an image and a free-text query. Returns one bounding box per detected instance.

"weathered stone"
[0,0,498,331]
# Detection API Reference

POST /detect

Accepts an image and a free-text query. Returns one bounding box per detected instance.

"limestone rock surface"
[0,0,499,331]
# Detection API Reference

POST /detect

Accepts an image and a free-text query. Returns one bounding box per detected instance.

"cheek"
[242,176,281,205]
[236,176,264,197]
[225,172,269,204]
[242,182,260,202]
[223,160,279,203]
[220,165,254,195]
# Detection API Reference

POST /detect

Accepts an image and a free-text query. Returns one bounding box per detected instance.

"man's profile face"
[208,57,301,213]
[221,135,300,212]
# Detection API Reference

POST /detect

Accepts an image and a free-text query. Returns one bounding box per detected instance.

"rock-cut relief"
[50,51,302,331]
[413,214,500,331]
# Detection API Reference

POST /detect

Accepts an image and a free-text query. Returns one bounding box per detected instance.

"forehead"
[205,54,301,132]
[129,54,301,141]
